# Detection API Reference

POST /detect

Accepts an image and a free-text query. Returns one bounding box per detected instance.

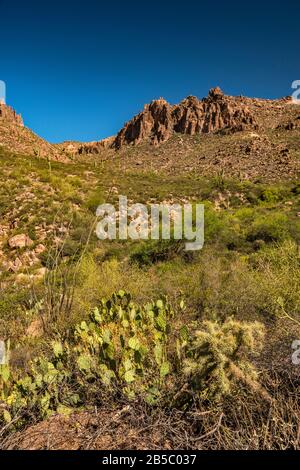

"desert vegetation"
[0,136,299,449]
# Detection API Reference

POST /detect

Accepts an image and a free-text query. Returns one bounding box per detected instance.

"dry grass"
[1,370,299,450]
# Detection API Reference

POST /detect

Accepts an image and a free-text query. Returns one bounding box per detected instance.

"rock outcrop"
[36,136,115,157]
[0,102,24,127]
[1,87,297,160]
[78,136,115,154]
[0,102,63,159]
[114,98,174,149]
[8,234,33,249]
[113,87,258,149]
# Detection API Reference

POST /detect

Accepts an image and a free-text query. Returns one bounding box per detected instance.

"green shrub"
[86,189,104,213]
[131,240,185,266]
[291,183,300,195]
[259,187,284,203]
[203,203,224,241]
[246,213,289,243]
[251,240,300,324]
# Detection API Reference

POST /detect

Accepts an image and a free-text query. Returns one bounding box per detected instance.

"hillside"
[1,88,299,183]
[0,103,61,160]
[0,89,300,450]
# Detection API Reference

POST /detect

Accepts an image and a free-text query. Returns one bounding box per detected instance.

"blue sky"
[0,0,299,143]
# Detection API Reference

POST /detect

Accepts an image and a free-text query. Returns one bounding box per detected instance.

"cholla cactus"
[183,318,267,401]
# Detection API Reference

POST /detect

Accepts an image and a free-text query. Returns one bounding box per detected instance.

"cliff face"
[113,87,258,148]
[114,98,174,148]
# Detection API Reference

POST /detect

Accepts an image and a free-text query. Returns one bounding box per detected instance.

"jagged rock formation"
[0,102,24,126]
[0,87,299,167]
[57,136,115,156]
[114,98,174,148]
[78,136,115,154]
[113,87,257,149]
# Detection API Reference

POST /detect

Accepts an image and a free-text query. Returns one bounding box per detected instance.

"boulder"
[8,234,34,249]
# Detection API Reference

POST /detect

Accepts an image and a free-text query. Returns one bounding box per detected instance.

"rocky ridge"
[0,102,62,159]
[113,87,258,148]
[0,87,299,159]
[0,102,24,126]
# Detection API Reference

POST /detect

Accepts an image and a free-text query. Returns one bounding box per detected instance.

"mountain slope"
[0,102,61,159]
[0,88,299,183]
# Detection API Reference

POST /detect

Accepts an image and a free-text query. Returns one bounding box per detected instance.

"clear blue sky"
[0,0,299,143]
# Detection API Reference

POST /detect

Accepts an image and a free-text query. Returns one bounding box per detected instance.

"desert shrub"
[74,257,125,315]
[0,292,266,425]
[210,171,227,191]
[73,255,193,321]
[203,202,224,241]
[70,212,96,243]
[246,212,289,243]
[59,238,80,258]
[235,207,256,223]
[246,191,259,204]
[79,255,196,309]
[250,240,300,325]
[259,187,285,203]
[40,240,80,268]
[289,218,300,243]
[179,318,266,402]
[218,219,245,251]
[193,240,300,326]
[291,183,300,195]
[85,188,104,213]
[0,194,11,215]
[130,239,185,266]
[0,288,33,340]
[47,175,77,200]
